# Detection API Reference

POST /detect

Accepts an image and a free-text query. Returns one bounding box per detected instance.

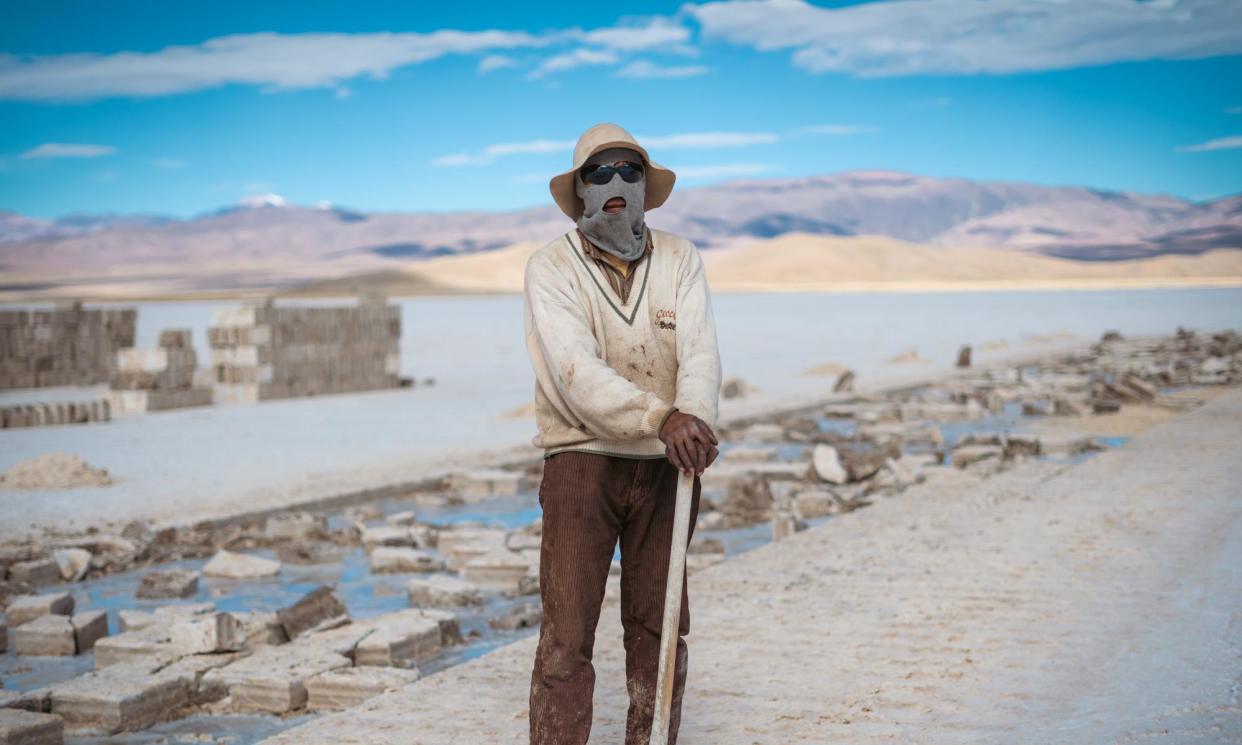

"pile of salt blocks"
[106,328,213,416]
[0,584,462,740]
[0,301,136,390]
[207,297,400,403]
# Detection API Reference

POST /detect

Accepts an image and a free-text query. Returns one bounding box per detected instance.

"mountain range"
[1,170,1239,299]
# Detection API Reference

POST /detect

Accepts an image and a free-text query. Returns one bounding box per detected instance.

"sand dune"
[699,232,1242,291]
[17,232,1238,301]
[288,232,1242,297]
[415,240,543,292]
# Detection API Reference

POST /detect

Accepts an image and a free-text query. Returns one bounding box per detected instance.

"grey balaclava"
[575,146,647,262]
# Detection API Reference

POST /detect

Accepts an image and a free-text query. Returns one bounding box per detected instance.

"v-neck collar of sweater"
[566,229,653,326]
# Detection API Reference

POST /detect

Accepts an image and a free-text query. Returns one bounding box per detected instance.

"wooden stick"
[649,471,695,745]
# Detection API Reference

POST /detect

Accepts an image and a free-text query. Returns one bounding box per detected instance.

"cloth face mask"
[575,146,648,262]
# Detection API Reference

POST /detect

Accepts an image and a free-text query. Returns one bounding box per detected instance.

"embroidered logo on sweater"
[656,309,677,331]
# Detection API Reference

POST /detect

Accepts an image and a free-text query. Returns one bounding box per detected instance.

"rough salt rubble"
[260,377,1242,744]
[0,328,1238,743]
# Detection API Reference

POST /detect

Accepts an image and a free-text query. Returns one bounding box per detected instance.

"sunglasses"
[579,160,644,185]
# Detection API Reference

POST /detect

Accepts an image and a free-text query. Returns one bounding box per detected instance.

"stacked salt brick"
[0,300,135,390]
[208,297,400,403]
[107,328,213,415]
[1,399,111,428]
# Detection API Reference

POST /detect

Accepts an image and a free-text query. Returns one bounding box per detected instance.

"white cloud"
[432,130,778,167]
[432,138,575,167]
[525,48,620,79]
[639,131,778,148]
[1227,106,1242,115]
[152,157,186,169]
[485,138,577,156]
[797,124,875,135]
[0,13,715,101]
[686,0,1242,76]
[478,54,518,74]
[672,162,782,179]
[570,17,691,52]
[20,142,116,159]
[1176,135,1242,153]
[0,29,552,101]
[0,18,712,100]
[615,60,709,78]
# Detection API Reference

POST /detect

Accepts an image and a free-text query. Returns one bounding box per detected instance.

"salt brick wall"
[207,301,401,401]
[0,306,137,390]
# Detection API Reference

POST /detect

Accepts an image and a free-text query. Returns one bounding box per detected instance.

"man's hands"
[658,410,719,476]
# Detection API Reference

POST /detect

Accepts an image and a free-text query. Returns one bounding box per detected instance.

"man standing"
[524,122,723,745]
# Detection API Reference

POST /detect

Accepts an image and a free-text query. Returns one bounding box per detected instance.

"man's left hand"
[659,410,719,476]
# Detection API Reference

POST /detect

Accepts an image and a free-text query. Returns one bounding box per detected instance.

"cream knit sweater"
[523,226,722,458]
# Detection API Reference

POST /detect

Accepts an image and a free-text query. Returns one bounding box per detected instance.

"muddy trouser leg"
[529,452,626,745]
[619,459,702,745]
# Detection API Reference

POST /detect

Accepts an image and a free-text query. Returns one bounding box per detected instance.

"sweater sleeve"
[524,253,674,441]
[672,242,723,429]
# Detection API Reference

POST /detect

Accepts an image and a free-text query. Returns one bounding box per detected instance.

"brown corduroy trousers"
[529,451,702,745]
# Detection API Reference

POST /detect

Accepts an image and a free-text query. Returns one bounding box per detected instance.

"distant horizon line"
[5,167,1239,223]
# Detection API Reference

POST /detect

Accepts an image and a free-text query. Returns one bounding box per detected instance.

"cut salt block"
[407,575,483,607]
[6,593,74,627]
[0,687,51,714]
[412,608,463,647]
[276,586,349,640]
[368,547,445,574]
[354,614,442,667]
[463,550,532,590]
[53,548,92,582]
[230,611,288,648]
[169,613,244,655]
[263,511,326,541]
[14,615,76,656]
[93,626,174,670]
[436,527,507,555]
[161,651,247,705]
[201,550,280,579]
[72,610,109,653]
[9,559,60,587]
[202,644,350,714]
[50,665,190,733]
[0,708,64,745]
[305,667,421,711]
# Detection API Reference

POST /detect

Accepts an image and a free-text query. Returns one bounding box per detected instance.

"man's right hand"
[658,410,719,476]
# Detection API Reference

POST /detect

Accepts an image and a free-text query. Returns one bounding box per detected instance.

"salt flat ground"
[3,288,1240,540]
[262,388,1242,745]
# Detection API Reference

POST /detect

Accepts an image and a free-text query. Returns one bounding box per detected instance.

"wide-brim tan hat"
[549,122,676,221]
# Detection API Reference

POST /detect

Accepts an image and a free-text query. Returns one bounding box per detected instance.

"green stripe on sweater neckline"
[565,232,651,326]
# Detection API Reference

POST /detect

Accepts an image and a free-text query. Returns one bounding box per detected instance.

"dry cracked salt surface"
[260,388,1242,745]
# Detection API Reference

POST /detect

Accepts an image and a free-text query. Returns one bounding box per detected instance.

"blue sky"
[1,0,1240,219]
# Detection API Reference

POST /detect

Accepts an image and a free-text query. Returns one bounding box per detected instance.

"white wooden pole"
[649,471,695,745]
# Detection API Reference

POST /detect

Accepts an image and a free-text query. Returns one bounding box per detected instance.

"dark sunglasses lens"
[584,167,614,185]
[580,161,644,185]
[617,162,643,182]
